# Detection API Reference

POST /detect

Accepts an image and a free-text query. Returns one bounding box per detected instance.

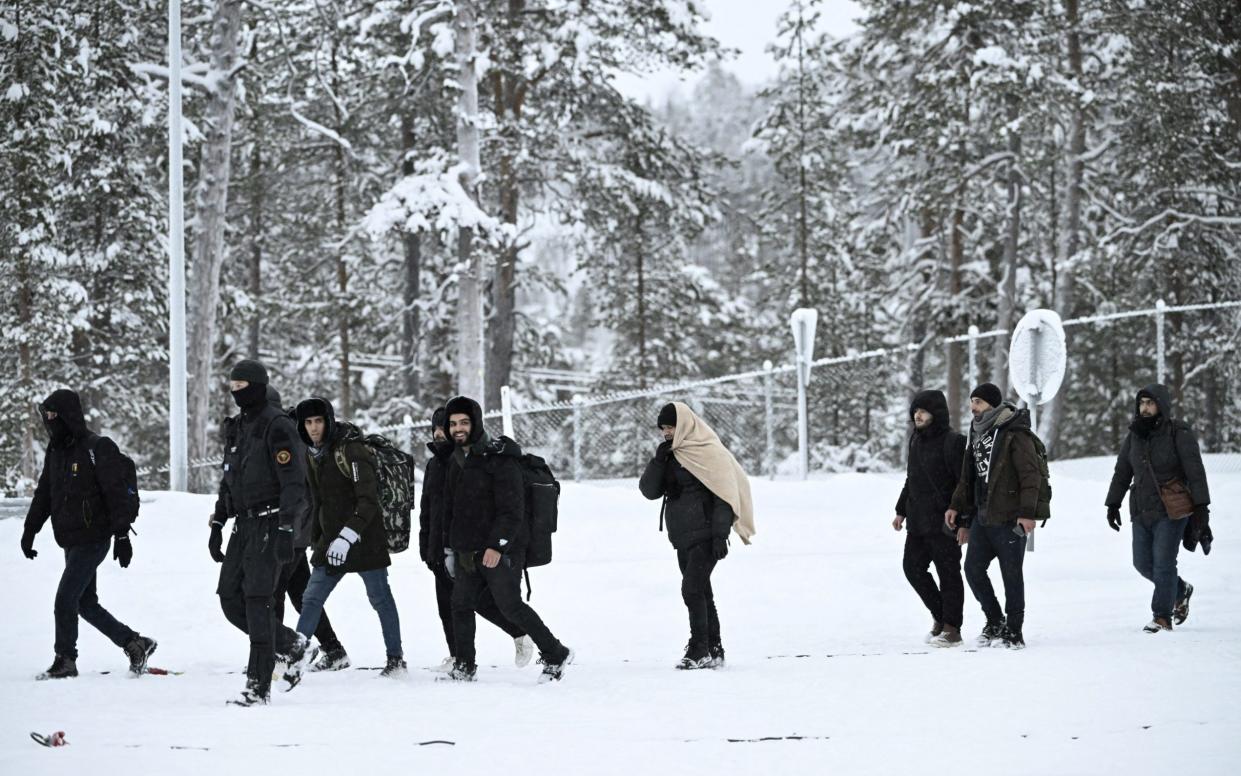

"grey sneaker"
[379,656,407,678]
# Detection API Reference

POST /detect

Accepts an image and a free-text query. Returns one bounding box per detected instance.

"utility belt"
[232,503,280,520]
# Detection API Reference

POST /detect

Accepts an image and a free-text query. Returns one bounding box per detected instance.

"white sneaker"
[432,656,455,673]
[514,635,535,668]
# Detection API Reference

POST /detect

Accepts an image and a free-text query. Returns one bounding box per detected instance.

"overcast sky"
[614,0,863,104]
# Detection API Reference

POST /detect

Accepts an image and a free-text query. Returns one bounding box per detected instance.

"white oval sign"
[1008,309,1067,405]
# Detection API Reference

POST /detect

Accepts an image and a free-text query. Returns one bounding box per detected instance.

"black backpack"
[335,423,416,554]
[86,434,140,531]
[519,453,560,568]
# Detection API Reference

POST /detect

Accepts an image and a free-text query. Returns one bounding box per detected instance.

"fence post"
[763,360,775,479]
[500,385,515,439]
[967,324,979,390]
[571,395,583,482]
[1155,299,1166,384]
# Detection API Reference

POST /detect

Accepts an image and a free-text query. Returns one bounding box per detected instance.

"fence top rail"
[1063,299,1241,327]
[942,328,1009,344]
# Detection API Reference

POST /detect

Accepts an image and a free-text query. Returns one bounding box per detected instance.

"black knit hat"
[431,407,447,430]
[229,359,269,385]
[970,383,1003,409]
[657,403,677,428]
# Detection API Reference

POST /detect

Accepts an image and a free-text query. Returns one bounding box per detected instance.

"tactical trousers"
[217,518,297,694]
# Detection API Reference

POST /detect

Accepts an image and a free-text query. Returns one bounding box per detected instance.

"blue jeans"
[55,539,138,659]
[1132,518,1188,620]
[298,566,403,659]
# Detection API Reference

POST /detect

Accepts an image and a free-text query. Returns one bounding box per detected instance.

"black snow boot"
[1173,583,1194,626]
[538,648,574,684]
[37,655,78,681]
[229,679,270,707]
[676,642,711,671]
[311,646,351,672]
[379,656,407,678]
[996,625,1025,650]
[123,636,158,676]
[439,660,477,682]
[708,642,726,668]
[977,618,1006,647]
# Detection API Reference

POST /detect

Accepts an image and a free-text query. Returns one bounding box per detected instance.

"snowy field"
[2,458,1239,775]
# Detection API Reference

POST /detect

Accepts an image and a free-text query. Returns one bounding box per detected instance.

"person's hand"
[21,531,37,560]
[113,535,133,568]
[274,526,295,564]
[482,548,502,569]
[944,509,958,529]
[209,523,225,563]
[712,537,729,560]
[956,526,969,546]
[445,549,457,579]
[327,527,359,566]
[1017,518,1036,535]
[1107,506,1122,532]
[655,440,673,461]
[892,515,905,532]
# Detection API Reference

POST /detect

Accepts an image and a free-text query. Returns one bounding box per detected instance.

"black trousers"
[275,552,343,653]
[964,523,1027,632]
[902,530,964,628]
[677,541,720,657]
[54,539,138,659]
[451,550,565,668]
[217,518,299,694]
[432,563,524,657]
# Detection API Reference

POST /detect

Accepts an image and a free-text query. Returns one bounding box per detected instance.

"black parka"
[418,439,454,564]
[1105,383,1210,525]
[639,451,733,552]
[24,390,133,548]
[442,397,527,555]
[896,390,967,536]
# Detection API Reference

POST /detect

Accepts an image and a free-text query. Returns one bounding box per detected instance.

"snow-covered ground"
[2,458,1239,775]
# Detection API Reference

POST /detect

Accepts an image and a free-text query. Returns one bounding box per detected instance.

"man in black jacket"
[441,396,573,683]
[283,397,405,687]
[209,360,312,706]
[420,407,532,672]
[1105,383,1211,632]
[21,389,156,680]
[894,390,968,647]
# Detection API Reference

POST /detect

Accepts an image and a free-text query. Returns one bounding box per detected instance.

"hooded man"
[894,390,968,647]
[946,383,1045,649]
[1105,384,1211,632]
[639,402,754,669]
[210,360,312,706]
[440,396,573,683]
[22,389,156,680]
[420,406,532,672]
[282,397,405,687]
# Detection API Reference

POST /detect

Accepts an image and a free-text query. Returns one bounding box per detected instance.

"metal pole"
[967,324,979,391]
[1155,298,1166,384]
[167,0,188,492]
[500,385,515,439]
[571,395,582,482]
[763,360,775,479]
[796,357,809,480]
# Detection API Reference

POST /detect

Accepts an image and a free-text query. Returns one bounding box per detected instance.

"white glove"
[327,527,360,566]
[444,548,457,580]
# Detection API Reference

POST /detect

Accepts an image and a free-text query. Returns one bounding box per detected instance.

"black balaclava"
[40,389,87,448]
[229,359,270,410]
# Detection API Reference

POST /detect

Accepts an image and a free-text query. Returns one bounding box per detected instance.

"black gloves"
[656,440,673,462]
[208,522,225,563]
[1184,505,1212,555]
[114,535,133,568]
[712,537,729,561]
[274,525,295,564]
[21,531,37,560]
[1107,506,1122,532]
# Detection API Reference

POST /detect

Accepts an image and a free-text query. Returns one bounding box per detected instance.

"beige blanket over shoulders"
[670,401,756,545]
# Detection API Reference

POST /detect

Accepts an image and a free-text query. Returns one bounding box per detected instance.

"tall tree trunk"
[1045,0,1086,457]
[187,0,244,489]
[331,43,351,418]
[400,109,421,402]
[991,93,1022,399]
[636,209,647,389]
[454,0,485,404]
[946,205,965,428]
[247,137,263,359]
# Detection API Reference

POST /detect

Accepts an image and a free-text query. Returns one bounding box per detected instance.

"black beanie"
[431,407,447,430]
[229,359,269,385]
[970,383,1003,409]
[657,403,677,428]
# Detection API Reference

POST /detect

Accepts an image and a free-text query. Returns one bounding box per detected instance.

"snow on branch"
[364,160,510,246]
[289,107,356,157]
[128,62,215,92]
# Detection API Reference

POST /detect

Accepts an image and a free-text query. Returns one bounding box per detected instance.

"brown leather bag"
[1144,457,1194,520]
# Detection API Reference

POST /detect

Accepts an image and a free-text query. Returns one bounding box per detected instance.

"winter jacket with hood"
[212,385,309,543]
[896,390,968,535]
[441,396,528,556]
[24,389,134,548]
[295,398,390,573]
[949,402,1043,527]
[419,437,455,565]
[1105,383,1210,525]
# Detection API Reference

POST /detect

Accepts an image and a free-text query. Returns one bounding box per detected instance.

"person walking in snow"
[894,390,968,647]
[946,383,1045,649]
[210,360,313,706]
[21,389,157,680]
[420,406,533,673]
[439,396,574,683]
[282,397,405,687]
[1105,384,1211,633]
[639,402,755,669]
